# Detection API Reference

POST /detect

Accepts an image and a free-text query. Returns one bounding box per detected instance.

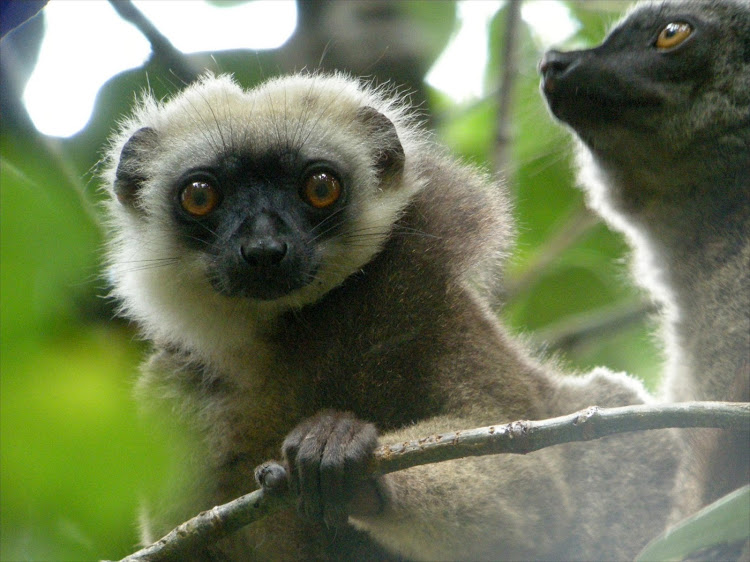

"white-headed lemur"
[104,73,679,560]
[540,0,749,520]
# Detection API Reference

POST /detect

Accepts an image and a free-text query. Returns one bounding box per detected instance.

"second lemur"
[541,0,750,517]
[104,72,678,560]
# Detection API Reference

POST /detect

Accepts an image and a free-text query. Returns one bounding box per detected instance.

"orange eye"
[302,171,342,209]
[181,180,220,216]
[656,22,692,50]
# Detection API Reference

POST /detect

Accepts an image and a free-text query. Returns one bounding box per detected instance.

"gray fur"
[541,0,750,517]
[104,72,678,560]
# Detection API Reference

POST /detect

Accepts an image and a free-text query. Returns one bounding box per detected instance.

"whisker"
[114,259,182,273]
[311,207,347,232]
[299,82,352,149]
[390,226,441,240]
[115,257,182,264]
[196,87,230,155]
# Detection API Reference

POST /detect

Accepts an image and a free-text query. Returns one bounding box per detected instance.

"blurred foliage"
[0,1,669,560]
[637,486,750,562]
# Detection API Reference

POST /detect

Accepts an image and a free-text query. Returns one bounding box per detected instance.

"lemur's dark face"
[540,3,709,129]
[108,75,409,314]
[171,150,349,301]
[538,0,749,155]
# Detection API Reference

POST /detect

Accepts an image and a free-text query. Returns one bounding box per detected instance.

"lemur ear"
[355,107,405,181]
[113,127,158,207]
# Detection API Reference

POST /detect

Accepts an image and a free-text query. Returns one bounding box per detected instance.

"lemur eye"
[301,171,342,209]
[655,22,693,50]
[181,180,220,216]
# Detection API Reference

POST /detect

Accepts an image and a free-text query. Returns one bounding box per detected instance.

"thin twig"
[107,0,201,84]
[494,0,522,177]
[529,299,658,353]
[111,401,750,562]
[505,204,600,300]
[371,401,749,474]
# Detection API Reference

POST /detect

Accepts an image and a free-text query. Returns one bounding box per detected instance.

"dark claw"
[254,461,288,493]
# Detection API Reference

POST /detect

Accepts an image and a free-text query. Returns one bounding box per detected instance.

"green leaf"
[637,486,750,562]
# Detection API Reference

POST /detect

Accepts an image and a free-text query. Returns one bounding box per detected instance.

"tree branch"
[493,0,522,177]
[0,0,47,38]
[107,0,201,85]
[529,299,658,354]
[504,204,600,300]
[370,401,749,474]
[110,401,750,562]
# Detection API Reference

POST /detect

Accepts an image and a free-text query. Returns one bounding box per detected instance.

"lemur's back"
[541,0,750,516]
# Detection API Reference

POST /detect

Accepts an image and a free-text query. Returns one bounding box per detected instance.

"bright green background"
[1,2,669,560]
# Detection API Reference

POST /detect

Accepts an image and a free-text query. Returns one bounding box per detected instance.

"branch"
[110,401,750,562]
[493,0,522,177]
[529,299,658,354]
[107,0,201,84]
[504,204,600,300]
[0,0,47,38]
[370,401,749,474]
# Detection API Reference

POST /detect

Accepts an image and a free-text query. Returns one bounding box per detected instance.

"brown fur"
[105,73,679,560]
[541,0,750,520]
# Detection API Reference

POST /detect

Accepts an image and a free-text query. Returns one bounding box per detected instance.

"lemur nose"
[239,211,289,267]
[539,50,574,94]
[241,239,288,267]
[539,50,574,75]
